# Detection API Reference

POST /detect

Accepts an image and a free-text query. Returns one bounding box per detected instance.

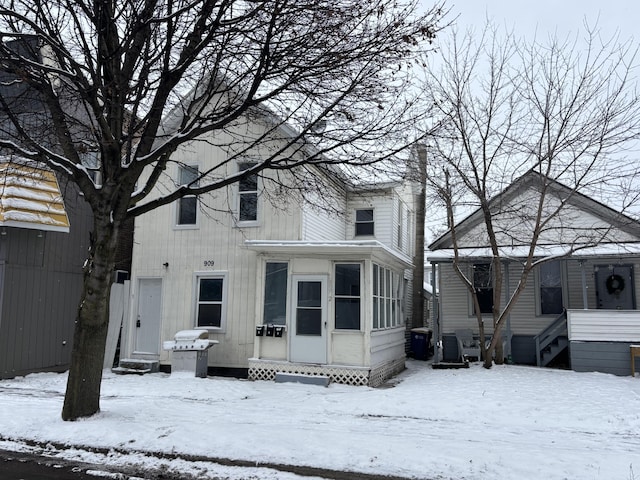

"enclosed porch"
[245,240,412,386]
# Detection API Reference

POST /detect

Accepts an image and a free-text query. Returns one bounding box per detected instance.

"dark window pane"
[239,192,257,221]
[298,281,321,307]
[473,264,492,289]
[198,304,221,327]
[476,288,493,314]
[180,165,199,185]
[178,196,197,225]
[335,264,360,296]
[355,221,374,236]
[296,309,322,335]
[199,278,223,301]
[336,298,361,329]
[264,262,288,325]
[373,264,379,294]
[541,287,563,315]
[540,261,561,287]
[373,297,379,328]
[356,209,373,222]
[240,174,258,192]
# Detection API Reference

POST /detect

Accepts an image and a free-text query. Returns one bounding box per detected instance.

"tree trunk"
[62,213,119,421]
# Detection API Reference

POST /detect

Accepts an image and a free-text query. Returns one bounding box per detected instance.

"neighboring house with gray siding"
[428,171,640,376]
[0,160,92,379]
[0,37,114,379]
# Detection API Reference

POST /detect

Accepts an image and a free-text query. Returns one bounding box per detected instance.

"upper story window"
[177,164,199,226]
[539,261,563,315]
[473,263,493,315]
[238,162,258,223]
[79,148,102,186]
[355,209,374,236]
[335,263,361,330]
[396,201,404,249]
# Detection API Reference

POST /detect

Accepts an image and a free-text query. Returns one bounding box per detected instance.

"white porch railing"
[567,309,640,342]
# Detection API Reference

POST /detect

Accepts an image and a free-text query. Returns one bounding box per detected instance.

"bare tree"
[0,0,446,419]
[422,23,640,367]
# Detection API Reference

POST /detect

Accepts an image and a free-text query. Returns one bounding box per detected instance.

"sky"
[0,362,638,479]
[421,1,640,242]
[446,0,640,40]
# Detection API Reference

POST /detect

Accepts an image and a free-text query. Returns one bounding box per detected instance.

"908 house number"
[203,260,215,267]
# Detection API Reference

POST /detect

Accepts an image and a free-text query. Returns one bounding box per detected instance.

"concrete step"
[112,358,159,375]
[275,372,330,387]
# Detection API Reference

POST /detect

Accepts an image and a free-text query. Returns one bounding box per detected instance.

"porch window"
[335,263,361,330]
[263,262,288,325]
[539,261,563,315]
[177,164,199,226]
[238,162,258,222]
[473,263,493,314]
[196,275,226,329]
[355,209,374,236]
[373,263,402,329]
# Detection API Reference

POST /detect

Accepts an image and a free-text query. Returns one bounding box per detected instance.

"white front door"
[135,278,162,354]
[290,275,328,364]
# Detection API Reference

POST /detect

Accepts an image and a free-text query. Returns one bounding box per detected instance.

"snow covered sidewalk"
[0,361,639,479]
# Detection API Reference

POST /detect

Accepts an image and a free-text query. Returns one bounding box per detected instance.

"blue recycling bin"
[410,327,432,360]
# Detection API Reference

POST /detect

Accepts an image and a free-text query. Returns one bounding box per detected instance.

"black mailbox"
[274,326,285,337]
[256,325,265,336]
[266,324,275,336]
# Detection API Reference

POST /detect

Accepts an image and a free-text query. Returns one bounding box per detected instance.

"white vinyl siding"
[301,187,347,241]
[568,310,640,342]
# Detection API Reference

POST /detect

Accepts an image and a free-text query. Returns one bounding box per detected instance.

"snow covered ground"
[0,360,639,480]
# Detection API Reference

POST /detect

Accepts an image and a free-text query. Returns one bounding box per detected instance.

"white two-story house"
[117,115,417,386]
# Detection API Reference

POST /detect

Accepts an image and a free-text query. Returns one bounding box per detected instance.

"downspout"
[504,260,512,362]
[431,260,440,363]
[579,260,588,309]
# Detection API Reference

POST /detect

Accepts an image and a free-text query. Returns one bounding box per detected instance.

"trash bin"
[163,329,218,377]
[410,327,432,360]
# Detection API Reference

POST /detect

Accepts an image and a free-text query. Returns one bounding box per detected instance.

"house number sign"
[203,260,215,267]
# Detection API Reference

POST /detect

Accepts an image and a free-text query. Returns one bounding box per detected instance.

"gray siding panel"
[442,334,538,365]
[570,341,635,376]
[0,180,90,379]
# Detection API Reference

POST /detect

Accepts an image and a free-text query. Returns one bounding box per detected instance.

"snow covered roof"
[427,242,640,262]
[0,161,70,232]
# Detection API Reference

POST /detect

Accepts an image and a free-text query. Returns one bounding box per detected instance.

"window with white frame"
[263,262,288,325]
[539,260,563,315]
[355,209,374,236]
[195,274,226,329]
[373,263,402,330]
[177,164,199,226]
[238,162,258,222]
[335,263,361,330]
[396,201,404,249]
[79,148,101,186]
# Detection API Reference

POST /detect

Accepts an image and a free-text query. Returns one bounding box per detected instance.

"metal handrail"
[534,310,568,366]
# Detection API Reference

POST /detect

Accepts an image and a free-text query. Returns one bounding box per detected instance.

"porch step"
[112,358,159,375]
[275,372,330,387]
[540,337,568,368]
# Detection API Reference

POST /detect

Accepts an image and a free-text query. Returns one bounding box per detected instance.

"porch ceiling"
[245,239,412,268]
